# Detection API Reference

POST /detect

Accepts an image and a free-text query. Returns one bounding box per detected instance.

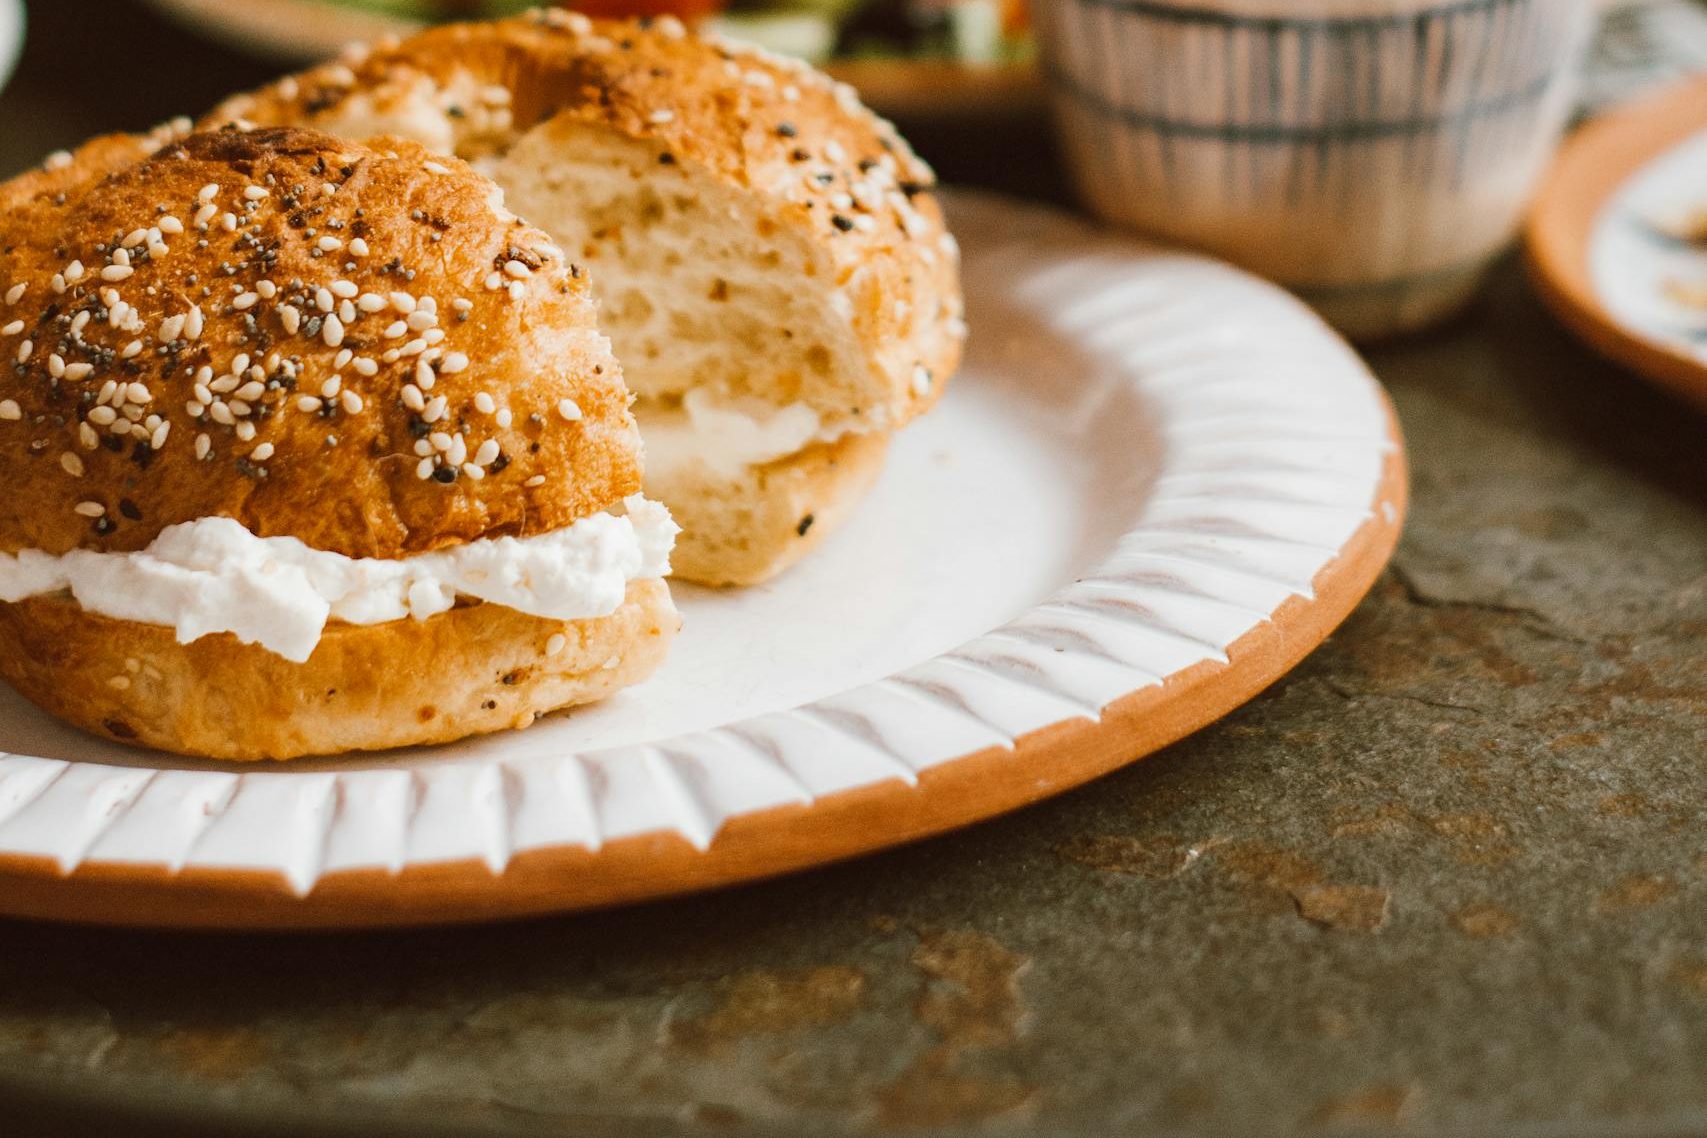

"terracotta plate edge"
[1525,74,1707,410]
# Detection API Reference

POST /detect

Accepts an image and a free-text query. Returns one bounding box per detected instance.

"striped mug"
[1033,0,1597,338]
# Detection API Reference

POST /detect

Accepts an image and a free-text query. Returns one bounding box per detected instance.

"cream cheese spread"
[0,495,677,663]
[639,389,857,479]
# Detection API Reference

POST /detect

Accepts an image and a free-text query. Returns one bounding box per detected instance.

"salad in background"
[145,0,1030,67]
[141,0,1035,114]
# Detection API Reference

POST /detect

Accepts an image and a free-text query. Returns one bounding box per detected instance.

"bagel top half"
[0,123,641,560]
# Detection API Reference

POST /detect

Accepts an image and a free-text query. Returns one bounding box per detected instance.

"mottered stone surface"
[0,3,1705,1137]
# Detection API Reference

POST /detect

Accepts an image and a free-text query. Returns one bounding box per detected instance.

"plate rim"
[1526,73,1707,411]
[0,193,1408,929]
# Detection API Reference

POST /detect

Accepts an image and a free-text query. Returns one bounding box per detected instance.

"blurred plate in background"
[0,0,22,94]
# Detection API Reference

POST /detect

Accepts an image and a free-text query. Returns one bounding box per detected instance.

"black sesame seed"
[796,513,815,537]
[118,498,141,521]
[776,122,797,138]
[432,466,457,484]
[831,215,855,232]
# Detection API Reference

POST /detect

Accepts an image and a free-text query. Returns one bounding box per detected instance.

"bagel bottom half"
[651,431,891,588]
[0,580,678,762]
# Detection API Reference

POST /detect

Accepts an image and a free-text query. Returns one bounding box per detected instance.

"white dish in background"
[0,0,22,94]
[0,193,1405,928]
[1590,126,1707,367]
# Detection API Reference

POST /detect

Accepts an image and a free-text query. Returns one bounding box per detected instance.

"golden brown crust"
[0,126,640,558]
[659,430,888,587]
[0,580,678,761]
[207,12,965,431]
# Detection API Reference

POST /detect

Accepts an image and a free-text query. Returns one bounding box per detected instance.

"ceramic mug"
[1033,0,1597,338]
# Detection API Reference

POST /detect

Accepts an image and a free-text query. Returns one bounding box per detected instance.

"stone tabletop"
[1,4,1705,1137]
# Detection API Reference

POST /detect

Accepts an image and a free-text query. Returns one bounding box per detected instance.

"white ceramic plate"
[0,193,1405,928]
[1591,125,1707,366]
[1529,75,1707,409]
[0,0,22,95]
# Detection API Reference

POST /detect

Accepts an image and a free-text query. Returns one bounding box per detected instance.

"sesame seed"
[429,431,453,452]
[198,183,220,202]
[60,452,84,477]
[557,398,582,422]
[251,442,274,461]
[50,274,66,295]
[400,338,428,357]
[107,675,130,691]
[74,501,104,518]
[195,433,211,460]
[89,405,116,425]
[452,297,473,314]
[320,376,342,398]
[474,392,496,414]
[65,260,86,281]
[0,400,19,420]
[348,237,370,257]
[158,216,184,235]
[3,284,22,305]
[256,280,277,300]
[244,185,269,201]
[220,213,238,232]
[209,402,235,425]
[78,422,98,449]
[122,230,148,250]
[415,360,436,389]
[63,363,92,382]
[357,293,387,313]
[340,390,363,414]
[416,457,435,480]
[496,408,513,429]
[912,365,933,396]
[279,305,301,335]
[232,292,259,310]
[401,385,425,411]
[507,281,526,302]
[322,314,345,347]
[503,260,532,280]
[121,340,142,359]
[158,313,186,341]
[100,265,134,282]
[446,435,468,465]
[353,357,378,377]
[333,349,352,370]
[0,321,20,336]
[150,422,170,450]
[525,474,546,488]
[546,633,567,655]
[16,340,32,363]
[647,109,676,124]
[193,202,218,229]
[413,439,433,457]
[389,292,416,314]
[235,380,265,402]
[184,305,204,339]
[339,299,356,324]
[235,420,256,441]
[42,150,70,170]
[316,288,335,313]
[462,463,484,481]
[406,309,436,331]
[296,395,323,413]
[422,161,452,176]
[474,438,500,466]
[423,396,448,423]
[384,320,408,339]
